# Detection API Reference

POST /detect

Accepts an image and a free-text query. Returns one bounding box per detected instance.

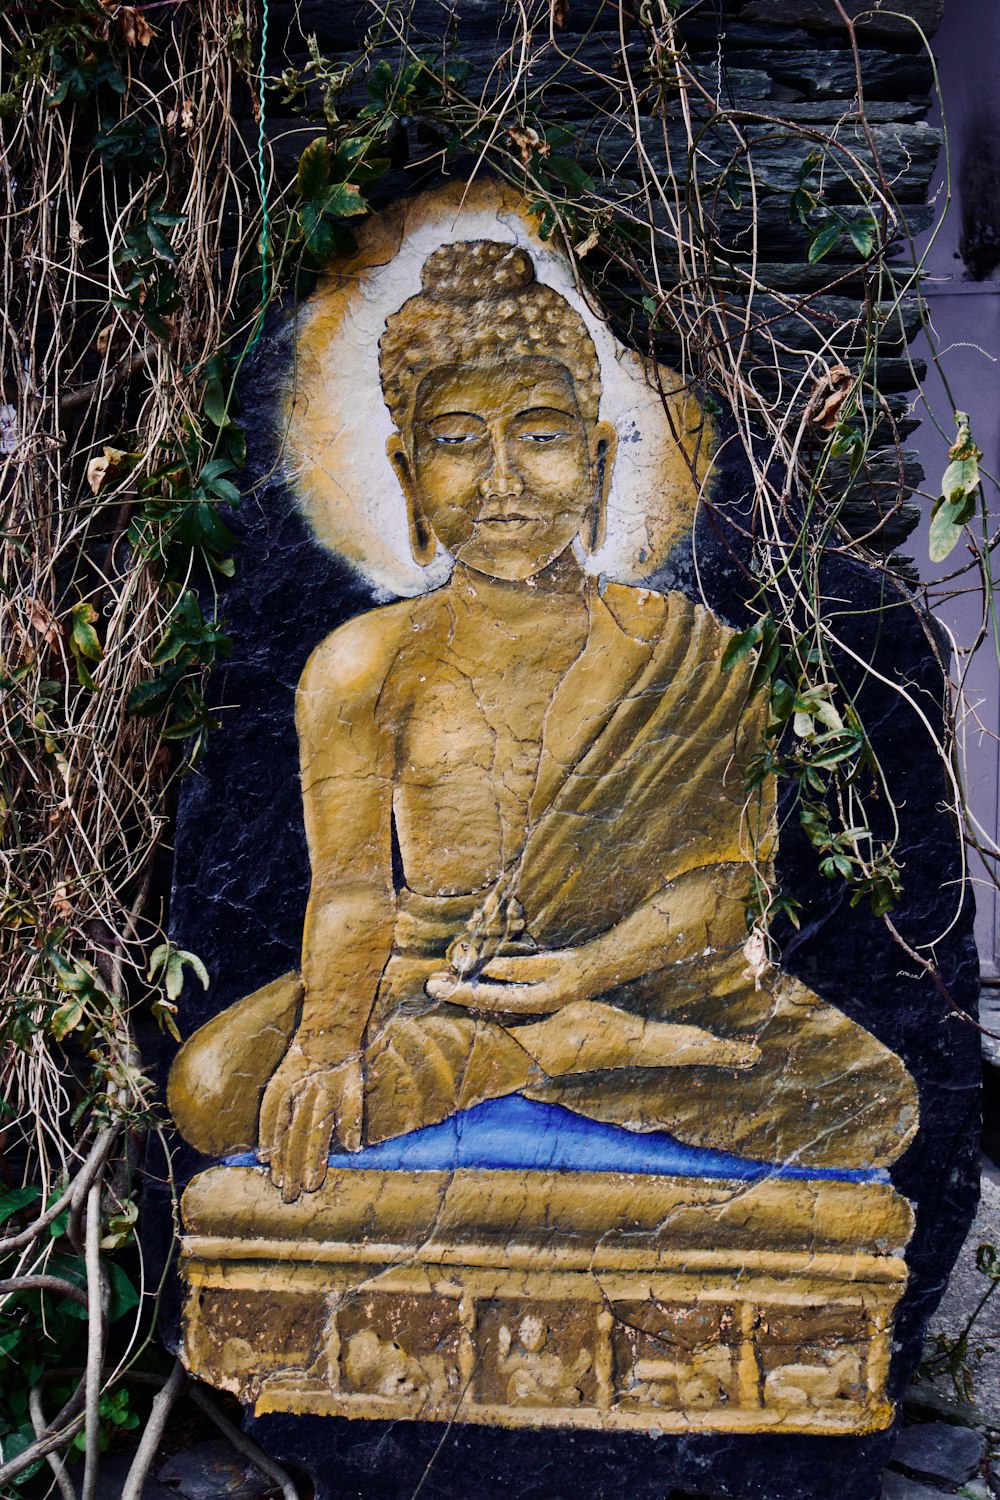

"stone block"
[890,1421,987,1486]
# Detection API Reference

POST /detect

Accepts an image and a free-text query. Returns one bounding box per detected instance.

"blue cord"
[249,0,270,347]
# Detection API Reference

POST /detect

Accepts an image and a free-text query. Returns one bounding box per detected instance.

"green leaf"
[70,602,102,662]
[928,495,967,563]
[720,619,764,672]
[165,949,184,1000]
[150,630,184,667]
[297,137,331,198]
[50,996,84,1042]
[145,220,177,265]
[202,378,230,428]
[180,950,210,990]
[200,456,233,482]
[106,1261,140,1321]
[367,58,394,104]
[798,150,821,185]
[936,411,982,536]
[149,942,210,1000]
[748,622,781,694]
[0,1185,41,1227]
[769,678,795,722]
[152,997,181,1041]
[808,220,843,264]
[941,454,980,505]
[205,476,240,505]
[788,186,817,226]
[847,219,875,257]
[0,1426,46,1485]
[545,155,595,193]
[127,676,173,716]
[320,182,367,218]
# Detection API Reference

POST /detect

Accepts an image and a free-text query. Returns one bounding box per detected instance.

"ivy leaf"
[930,411,982,562]
[807,220,843,264]
[0,1186,41,1227]
[297,137,331,197]
[720,618,764,672]
[50,996,85,1042]
[319,181,367,217]
[546,155,595,194]
[148,941,210,1001]
[847,218,875,257]
[70,602,102,661]
[928,496,969,563]
[202,378,230,428]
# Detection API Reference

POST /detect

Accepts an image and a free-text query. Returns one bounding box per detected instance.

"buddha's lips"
[478,514,543,530]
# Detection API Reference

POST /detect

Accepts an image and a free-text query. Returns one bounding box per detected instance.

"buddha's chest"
[395,657,558,808]
[384,632,584,891]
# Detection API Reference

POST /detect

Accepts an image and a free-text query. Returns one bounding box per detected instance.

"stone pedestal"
[180,1165,913,1434]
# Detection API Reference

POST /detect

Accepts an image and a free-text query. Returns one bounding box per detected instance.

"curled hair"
[379,240,602,430]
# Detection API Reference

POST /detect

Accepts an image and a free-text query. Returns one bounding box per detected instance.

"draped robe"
[168,582,919,1171]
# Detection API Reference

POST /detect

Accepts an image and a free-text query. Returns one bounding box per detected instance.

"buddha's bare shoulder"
[297,594,437,708]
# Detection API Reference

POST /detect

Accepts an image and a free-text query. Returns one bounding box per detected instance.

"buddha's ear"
[387,434,437,567]
[582,420,617,555]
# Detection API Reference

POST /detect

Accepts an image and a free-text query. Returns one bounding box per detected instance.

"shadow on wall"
[960,103,1000,280]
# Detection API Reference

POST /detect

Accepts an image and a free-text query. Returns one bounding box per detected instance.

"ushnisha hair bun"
[419,241,535,299]
[379,239,602,429]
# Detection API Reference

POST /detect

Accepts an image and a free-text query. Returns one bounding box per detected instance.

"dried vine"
[1,0,998,1487]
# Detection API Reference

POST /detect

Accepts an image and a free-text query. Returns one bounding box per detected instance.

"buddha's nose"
[478,438,524,501]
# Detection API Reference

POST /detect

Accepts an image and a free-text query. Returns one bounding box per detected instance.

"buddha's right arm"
[291,617,400,1060]
[257,618,402,1197]
[296,880,396,1059]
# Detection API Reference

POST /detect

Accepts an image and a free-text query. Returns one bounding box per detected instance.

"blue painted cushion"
[226,1093,886,1183]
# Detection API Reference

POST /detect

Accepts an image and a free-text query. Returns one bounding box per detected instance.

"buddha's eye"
[522,431,567,444]
[432,433,480,446]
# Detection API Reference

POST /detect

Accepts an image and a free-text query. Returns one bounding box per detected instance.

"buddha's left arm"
[427,861,750,1014]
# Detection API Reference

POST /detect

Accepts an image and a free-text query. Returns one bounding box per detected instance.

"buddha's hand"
[426,950,589,1016]
[257,1043,364,1203]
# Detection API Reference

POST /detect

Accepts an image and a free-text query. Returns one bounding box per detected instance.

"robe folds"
[168,583,919,1171]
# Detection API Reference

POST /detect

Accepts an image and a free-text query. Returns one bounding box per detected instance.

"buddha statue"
[168,239,918,1204]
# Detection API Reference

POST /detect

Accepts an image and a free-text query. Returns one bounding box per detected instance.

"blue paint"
[224,1092,887,1182]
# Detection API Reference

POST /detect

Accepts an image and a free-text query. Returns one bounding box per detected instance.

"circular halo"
[283,180,711,599]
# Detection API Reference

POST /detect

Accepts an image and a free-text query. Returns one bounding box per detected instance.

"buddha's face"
[387,356,617,582]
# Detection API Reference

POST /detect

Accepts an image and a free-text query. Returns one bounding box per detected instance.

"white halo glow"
[284,181,706,598]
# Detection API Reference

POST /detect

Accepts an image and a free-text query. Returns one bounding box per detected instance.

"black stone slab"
[148,294,980,1499]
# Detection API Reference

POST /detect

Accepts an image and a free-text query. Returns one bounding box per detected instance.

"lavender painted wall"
[910,0,1000,976]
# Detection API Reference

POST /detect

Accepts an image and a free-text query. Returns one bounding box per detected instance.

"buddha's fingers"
[637,1023,762,1071]
[281,1079,334,1202]
[427,972,560,1015]
[334,1057,365,1154]
[257,1070,294,1173]
[480,954,566,983]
